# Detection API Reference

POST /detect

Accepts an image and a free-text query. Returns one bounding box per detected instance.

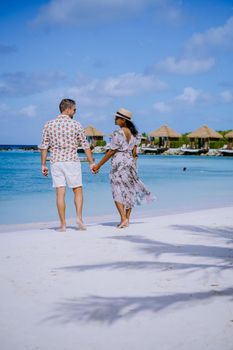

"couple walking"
[39,99,153,231]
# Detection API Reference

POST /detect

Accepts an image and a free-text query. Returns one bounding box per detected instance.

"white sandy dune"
[0,207,233,350]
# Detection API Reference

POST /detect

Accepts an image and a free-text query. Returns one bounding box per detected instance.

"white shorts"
[50,161,82,188]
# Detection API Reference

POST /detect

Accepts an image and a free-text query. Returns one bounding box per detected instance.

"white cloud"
[101,73,167,96]
[220,90,233,103]
[20,105,37,117]
[175,87,210,105]
[153,101,171,113]
[154,56,215,74]
[0,103,37,120]
[186,16,233,53]
[31,0,183,27]
[153,3,183,25]
[0,71,66,97]
[66,72,167,106]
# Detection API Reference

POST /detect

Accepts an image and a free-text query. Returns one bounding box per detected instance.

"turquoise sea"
[0,151,233,224]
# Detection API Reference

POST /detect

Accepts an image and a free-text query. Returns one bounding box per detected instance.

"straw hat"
[115,108,132,121]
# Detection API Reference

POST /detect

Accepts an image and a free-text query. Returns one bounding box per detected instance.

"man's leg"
[73,186,86,230]
[56,186,66,231]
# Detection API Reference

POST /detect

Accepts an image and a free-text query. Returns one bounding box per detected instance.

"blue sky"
[0,0,233,144]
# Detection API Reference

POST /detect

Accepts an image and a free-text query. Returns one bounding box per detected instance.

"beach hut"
[218,130,233,155]
[84,125,105,146]
[187,125,223,151]
[224,131,233,149]
[149,124,181,148]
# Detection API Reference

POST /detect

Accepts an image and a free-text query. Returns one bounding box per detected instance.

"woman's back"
[111,128,140,152]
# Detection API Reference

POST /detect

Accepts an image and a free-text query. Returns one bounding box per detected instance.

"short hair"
[59,98,76,113]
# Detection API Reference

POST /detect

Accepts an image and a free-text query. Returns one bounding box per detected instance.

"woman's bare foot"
[56,225,66,232]
[117,219,129,229]
[77,219,87,231]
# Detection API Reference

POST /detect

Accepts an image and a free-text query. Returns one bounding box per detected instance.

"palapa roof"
[149,124,181,138]
[224,130,233,138]
[187,125,223,139]
[85,125,104,137]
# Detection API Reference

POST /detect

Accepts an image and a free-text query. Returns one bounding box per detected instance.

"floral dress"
[109,128,154,209]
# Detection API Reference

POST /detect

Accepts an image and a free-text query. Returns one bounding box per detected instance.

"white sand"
[0,207,233,350]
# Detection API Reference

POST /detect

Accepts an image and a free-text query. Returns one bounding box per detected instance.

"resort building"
[148,124,181,149]
[84,125,105,147]
[224,131,233,149]
[187,125,223,151]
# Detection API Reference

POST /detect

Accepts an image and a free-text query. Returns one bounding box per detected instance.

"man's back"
[39,114,89,163]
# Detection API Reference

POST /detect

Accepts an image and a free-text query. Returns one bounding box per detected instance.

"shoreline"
[1,203,233,233]
[1,148,233,157]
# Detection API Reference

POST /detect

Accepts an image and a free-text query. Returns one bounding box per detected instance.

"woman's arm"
[132,145,138,159]
[94,149,117,172]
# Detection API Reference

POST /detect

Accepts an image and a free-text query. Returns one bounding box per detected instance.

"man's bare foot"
[77,219,87,231]
[117,219,129,229]
[56,225,66,232]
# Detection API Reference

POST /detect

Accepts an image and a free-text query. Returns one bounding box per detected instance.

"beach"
[1,206,233,350]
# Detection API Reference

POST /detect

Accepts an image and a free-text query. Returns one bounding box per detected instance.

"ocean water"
[0,151,233,224]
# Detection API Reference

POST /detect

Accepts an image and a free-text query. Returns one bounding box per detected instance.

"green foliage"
[170,135,189,148]
[209,140,226,149]
[95,140,106,147]
[217,130,232,136]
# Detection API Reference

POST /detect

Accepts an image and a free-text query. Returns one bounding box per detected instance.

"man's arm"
[77,124,95,170]
[38,122,50,177]
[41,149,49,176]
[84,148,95,170]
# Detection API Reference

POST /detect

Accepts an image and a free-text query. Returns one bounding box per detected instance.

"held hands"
[90,163,100,174]
[42,165,49,177]
[90,163,95,173]
[92,164,100,174]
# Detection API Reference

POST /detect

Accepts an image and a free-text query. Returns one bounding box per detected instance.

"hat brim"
[115,112,132,121]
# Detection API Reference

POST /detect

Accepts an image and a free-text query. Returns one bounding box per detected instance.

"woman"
[93,108,154,228]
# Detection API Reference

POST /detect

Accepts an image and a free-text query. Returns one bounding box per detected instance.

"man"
[38,98,95,232]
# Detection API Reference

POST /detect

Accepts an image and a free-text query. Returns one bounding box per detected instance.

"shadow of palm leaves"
[109,235,233,261]
[45,287,233,325]
[171,225,233,243]
[57,260,232,273]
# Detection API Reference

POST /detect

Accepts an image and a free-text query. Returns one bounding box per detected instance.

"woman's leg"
[125,208,132,226]
[114,201,129,228]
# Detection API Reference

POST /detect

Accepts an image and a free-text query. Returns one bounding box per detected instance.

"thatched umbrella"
[187,125,223,150]
[224,130,233,149]
[225,130,233,138]
[149,124,181,148]
[85,125,105,146]
[85,125,104,137]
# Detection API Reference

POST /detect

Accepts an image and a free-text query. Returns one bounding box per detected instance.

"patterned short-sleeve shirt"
[38,114,90,163]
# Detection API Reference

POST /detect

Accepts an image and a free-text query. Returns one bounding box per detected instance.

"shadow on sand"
[171,225,233,244]
[44,287,233,325]
[100,221,145,227]
[44,224,233,325]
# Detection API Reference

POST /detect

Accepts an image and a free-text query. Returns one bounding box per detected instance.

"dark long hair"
[125,119,138,137]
